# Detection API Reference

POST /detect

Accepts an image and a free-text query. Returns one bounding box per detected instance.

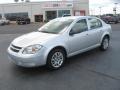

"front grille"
[10,44,22,53]
[10,47,19,52]
[11,44,22,49]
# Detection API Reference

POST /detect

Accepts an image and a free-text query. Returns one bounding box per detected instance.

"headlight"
[23,44,42,54]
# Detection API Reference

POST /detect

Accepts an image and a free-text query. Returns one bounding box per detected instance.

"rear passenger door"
[87,18,104,46]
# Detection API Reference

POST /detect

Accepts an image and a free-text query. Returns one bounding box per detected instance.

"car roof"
[56,16,93,21]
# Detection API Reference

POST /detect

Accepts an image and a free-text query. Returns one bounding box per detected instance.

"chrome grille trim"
[10,44,22,53]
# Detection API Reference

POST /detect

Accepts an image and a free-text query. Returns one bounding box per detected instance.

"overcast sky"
[0,0,120,14]
[90,0,114,15]
[90,0,120,15]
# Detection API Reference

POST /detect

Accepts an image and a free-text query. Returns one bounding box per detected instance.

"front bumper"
[7,46,47,67]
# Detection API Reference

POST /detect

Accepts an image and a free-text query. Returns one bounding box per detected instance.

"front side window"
[88,18,102,29]
[70,19,88,34]
[58,10,70,17]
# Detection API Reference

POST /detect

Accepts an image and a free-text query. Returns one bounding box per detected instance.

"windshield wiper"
[39,31,58,34]
[39,31,50,33]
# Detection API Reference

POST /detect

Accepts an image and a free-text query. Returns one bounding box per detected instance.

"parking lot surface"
[0,23,120,90]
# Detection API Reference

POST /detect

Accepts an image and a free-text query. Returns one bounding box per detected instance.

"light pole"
[30,2,32,21]
[99,6,102,17]
[90,9,95,16]
[114,3,118,15]
[2,5,5,18]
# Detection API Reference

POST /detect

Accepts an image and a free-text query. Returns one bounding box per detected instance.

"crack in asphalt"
[68,63,120,82]
[79,65,120,81]
[87,69,120,81]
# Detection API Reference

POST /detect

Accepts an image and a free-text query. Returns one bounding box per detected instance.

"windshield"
[38,18,74,34]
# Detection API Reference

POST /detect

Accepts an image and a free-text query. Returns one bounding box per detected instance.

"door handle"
[86,33,89,35]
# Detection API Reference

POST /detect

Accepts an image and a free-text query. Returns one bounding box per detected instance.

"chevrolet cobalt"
[7,16,112,69]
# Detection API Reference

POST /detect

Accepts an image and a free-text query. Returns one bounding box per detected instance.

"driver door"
[68,19,90,55]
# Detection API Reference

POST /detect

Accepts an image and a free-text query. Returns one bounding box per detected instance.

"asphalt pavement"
[0,23,120,90]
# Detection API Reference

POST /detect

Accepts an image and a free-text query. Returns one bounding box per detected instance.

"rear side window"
[88,18,102,29]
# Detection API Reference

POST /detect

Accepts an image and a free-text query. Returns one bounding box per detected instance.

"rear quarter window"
[88,18,103,29]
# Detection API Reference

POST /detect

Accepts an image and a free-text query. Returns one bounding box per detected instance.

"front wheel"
[47,49,66,70]
[100,36,109,51]
[105,20,109,24]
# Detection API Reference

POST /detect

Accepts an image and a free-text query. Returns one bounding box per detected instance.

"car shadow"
[10,47,110,78]
[65,48,103,66]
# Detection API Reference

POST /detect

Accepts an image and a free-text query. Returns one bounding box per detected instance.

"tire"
[100,36,109,51]
[25,21,27,24]
[22,22,24,25]
[105,20,109,24]
[105,21,108,24]
[115,21,118,24]
[28,21,30,24]
[47,48,66,70]
[17,22,21,25]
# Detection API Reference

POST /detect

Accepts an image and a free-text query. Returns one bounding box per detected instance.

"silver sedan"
[7,16,112,69]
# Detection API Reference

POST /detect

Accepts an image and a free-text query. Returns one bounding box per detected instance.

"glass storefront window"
[58,10,70,17]
[5,12,28,21]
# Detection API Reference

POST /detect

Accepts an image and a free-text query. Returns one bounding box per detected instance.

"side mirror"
[69,29,75,36]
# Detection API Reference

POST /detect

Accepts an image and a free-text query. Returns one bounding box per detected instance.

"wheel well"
[49,46,67,57]
[104,34,110,40]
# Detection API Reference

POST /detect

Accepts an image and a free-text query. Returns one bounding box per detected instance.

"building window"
[58,10,70,17]
[45,11,57,21]
[5,12,28,21]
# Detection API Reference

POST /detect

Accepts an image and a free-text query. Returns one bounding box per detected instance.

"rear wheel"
[105,20,109,24]
[47,49,66,70]
[100,36,109,51]
[17,22,20,25]
[115,21,118,24]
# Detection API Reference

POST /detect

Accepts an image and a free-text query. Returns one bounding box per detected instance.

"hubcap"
[103,38,109,49]
[51,52,64,68]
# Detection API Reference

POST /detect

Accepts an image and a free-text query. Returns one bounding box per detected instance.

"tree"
[14,0,19,3]
[21,0,24,2]
[25,0,30,2]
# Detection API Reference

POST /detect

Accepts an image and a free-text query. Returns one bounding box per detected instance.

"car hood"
[12,31,58,47]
